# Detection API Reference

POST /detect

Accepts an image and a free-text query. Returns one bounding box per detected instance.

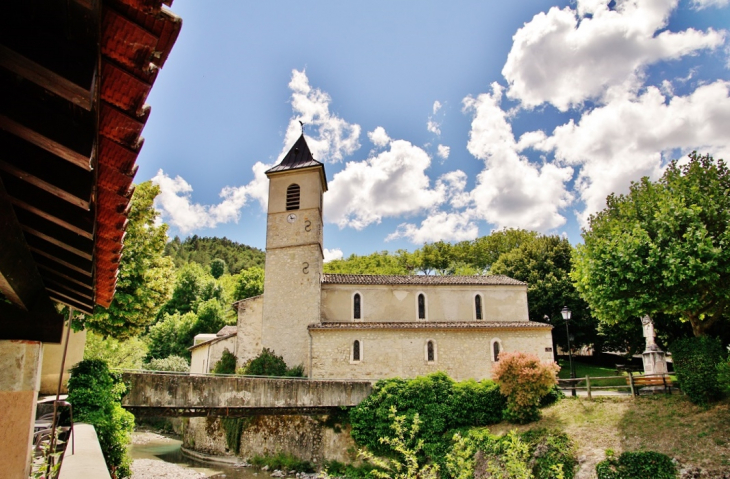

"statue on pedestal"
[641,315,668,375]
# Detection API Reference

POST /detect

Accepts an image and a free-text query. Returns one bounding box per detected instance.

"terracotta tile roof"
[93,1,182,307]
[308,321,551,331]
[187,332,236,351]
[321,274,526,286]
[217,325,237,337]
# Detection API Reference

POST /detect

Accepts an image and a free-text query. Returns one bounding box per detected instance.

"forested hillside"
[164,235,265,274]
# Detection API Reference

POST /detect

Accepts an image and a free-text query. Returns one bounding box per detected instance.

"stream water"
[129,432,263,479]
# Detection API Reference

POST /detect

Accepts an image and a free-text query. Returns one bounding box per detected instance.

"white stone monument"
[641,315,668,374]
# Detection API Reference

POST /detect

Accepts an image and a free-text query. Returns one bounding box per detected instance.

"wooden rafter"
[0,44,92,110]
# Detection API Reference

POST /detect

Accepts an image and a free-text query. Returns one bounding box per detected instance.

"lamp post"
[561,306,576,397]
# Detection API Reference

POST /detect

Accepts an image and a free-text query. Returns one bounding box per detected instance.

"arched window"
[286,184,300,210]
[418,293,426,320]
[475,294,483,320]
[353,340,361,362]
[427,341,435,362]
[492,339,502,362]
[353,293,361,320]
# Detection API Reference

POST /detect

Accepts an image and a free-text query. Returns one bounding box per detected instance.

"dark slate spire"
[266,134,323,174]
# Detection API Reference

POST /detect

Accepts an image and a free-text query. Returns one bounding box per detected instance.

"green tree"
[212,348,237,374]
[491,235,598,350]
[233,266,265,300]
[67,360,134,478]
[77,182,174,339]
[83,332,148,370]
[146,312,196,360]
[144,355,190,372]
[470,228,539,273]
[573,152,730,336]
[210,258,226,279]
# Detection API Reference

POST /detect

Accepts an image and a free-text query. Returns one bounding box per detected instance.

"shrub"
[596,451,677,479]
[522,429,576,479]
[239,348,304,377]
[358,406,440,479]
[350,372,504,469]
[220,417,251,454]
[144,355,190,372]
[445,428,575,479]
[67,359,134,478]
[213,349,237,374]
[492,352,560,423]
[718,345,730,394]
[250,451,315,472]
[670,336,724,405]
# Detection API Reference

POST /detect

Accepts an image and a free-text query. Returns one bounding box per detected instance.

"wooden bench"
[627,374,673,395]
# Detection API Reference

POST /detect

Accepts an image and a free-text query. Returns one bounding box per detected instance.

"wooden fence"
[557,372,674,399]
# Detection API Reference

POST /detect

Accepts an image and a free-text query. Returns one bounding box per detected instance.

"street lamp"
[561,306,576,397]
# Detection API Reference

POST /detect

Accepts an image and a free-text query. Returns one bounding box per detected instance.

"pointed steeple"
[266,134,323,174]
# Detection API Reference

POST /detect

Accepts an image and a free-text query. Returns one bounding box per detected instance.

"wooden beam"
[0,298,65,343]
[0,178,47,310]
[22,225,93,261]
[0,114,91,171]
[47,293,94,316]
[44,278,93,301]
[37,263,93,291]
[0,174,94,237]
[0,44,92,110]
[30,247,92,277]
[9,197,93,239]
[0,160,90,210]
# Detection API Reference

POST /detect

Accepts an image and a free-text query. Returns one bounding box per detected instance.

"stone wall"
[190,336,237,374]
[321,284,529,323]
[236,295,264,367]
[310,327,554,381]
[182,414,357,464]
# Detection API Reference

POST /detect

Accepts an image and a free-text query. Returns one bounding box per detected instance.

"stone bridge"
[120,372,373,417]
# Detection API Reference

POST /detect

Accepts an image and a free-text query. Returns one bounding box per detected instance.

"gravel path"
[131,458,209,479]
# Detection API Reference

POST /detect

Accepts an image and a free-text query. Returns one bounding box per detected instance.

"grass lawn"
[557,359,629,388]
[489,395,730,476]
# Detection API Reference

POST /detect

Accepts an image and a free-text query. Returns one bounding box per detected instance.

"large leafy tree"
[233,266,265,300]
[491,235,599,350]
[573,152,730,337]
[77,182,174,339]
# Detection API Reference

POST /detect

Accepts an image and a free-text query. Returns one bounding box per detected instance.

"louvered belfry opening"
[286,184,300,210]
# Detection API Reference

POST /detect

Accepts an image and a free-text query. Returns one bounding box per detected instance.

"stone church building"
[234,135,553,381]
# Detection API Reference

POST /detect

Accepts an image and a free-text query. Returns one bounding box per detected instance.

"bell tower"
[261,134,327,373]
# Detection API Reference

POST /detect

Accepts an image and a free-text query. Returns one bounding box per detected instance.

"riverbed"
[130,431,262,479]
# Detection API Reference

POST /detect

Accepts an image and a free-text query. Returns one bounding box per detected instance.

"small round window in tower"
[286,184,300,210]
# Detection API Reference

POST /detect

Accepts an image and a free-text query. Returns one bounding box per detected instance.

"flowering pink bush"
[492,351,560,423]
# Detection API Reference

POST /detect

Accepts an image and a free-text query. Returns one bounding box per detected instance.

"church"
[233,135,554,381]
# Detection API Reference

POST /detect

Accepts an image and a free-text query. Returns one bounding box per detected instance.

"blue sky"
[138,0,730,261]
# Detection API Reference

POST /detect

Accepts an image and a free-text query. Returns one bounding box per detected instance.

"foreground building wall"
[0,340,43,479]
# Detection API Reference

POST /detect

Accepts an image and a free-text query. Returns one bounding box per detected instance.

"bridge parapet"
[120,372,373,416]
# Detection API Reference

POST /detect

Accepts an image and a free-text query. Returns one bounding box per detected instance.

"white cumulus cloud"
[533,80,730,225]
[324,140,446,230]
[387,210,478,244]
[463,83,574,231]
[152,170,250,233]
[323,248,344,262]
[437,144,450,160]
[692,0,730,8]
[502,0,725,111]
[368,126,391,147]
[280,69,361,163]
